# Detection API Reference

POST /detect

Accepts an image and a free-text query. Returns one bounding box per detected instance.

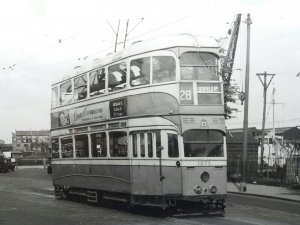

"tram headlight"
[210,185,217,194]
[194,185,202,194]
[200,171,210,183]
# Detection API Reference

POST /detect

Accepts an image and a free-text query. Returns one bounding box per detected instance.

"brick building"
[12,130,50,156]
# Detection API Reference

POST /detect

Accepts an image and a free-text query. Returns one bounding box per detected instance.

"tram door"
[130,131,182,204]
[162,132,182,198]
[130,131,164,198]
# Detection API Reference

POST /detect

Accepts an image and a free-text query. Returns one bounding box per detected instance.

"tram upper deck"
[51,34,223,127]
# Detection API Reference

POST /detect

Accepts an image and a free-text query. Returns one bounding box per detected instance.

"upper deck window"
[51,86,58,108]
[60,80,73,104]
[180,52,218,81]
[130,57,150,86]
[152,56,176,84]
[74,74,88,101]
[108,62,127,92]
[89,68,106,96]
[183,129,224,157]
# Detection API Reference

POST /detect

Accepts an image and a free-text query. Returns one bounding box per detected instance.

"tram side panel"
[130,163,182,196]
[52,161,131,194]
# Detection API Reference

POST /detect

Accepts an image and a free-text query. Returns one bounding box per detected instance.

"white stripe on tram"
[52,159,226,167]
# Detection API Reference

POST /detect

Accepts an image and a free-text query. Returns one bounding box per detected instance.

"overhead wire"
[129,16,190,41]
[1,19,104,71]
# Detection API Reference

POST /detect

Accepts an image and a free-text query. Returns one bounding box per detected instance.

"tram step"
[86,190,98,203]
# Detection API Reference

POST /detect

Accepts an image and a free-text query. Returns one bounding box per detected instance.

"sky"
[0,0,299,143]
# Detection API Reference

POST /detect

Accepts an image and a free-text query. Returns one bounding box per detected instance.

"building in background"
[226,127,260,181]
[12,130,50,157]
[0,143,13,153]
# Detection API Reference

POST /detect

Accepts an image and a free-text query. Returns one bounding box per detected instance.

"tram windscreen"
[183,130,224,157]
[180,52,218,81]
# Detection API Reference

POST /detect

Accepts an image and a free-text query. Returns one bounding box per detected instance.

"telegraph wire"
[129,16,190,41]
[1,19,104,71]
[1,17,245,74]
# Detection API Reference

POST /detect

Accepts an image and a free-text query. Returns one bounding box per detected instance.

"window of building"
[89,68,106,96]
[60,80,73,104]
[51,138,59,158]
[183,130,224,157]
[61,137,73,158]
[180,52,218,81]
[152,56,176,84]
[130,57,150,86]
[75,134,89,157]
[108,62,127,92]
[91,132,107,157]
[74,74,88,101]
[109,131,127,157]
[168,133,179,157]
[51,86,59,108]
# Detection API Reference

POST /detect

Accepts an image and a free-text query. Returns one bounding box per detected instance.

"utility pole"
[241,13,252,192]
[257,71,275,176]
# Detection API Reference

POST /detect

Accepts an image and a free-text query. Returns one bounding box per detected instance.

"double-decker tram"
[50,33,227,214]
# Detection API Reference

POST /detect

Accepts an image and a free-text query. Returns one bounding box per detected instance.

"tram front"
[178,48,227,211]
[179,119,227,211]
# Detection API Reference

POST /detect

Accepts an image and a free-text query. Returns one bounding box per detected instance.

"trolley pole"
[257,71,275,176]
[241,14,252,192]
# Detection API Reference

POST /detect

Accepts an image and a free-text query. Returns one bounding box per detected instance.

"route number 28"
[180,90,192,101]
[179,83,194,104]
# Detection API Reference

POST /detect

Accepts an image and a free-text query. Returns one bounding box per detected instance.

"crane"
[220,14,242,118]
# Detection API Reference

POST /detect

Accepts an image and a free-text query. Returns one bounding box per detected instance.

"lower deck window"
[109,131,127,157]
[183,130,224,157]
[91,133,107,157]
[168,133,179,157]
[61,137,73,158]
[75,135,89,157]
[51,138,59,158]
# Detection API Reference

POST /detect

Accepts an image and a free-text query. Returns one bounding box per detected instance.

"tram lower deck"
[52,158,226,212]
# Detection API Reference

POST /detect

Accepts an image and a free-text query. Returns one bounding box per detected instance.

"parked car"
[0,155,8,173]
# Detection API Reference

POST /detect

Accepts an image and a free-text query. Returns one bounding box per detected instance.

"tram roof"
[55,33,219,84]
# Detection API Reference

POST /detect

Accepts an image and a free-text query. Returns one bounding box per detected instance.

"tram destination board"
[110,98,127,118]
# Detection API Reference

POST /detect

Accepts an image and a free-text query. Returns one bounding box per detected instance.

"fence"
[228,155,300,186]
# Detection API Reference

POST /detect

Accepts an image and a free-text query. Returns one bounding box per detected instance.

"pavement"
[228,182,300,202]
